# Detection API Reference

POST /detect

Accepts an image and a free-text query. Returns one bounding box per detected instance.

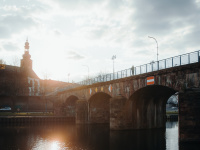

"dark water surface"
[0,121,199,150]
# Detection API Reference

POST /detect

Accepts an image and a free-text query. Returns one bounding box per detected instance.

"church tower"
[20,39,32,70]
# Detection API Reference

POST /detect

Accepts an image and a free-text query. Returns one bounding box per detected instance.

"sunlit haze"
[1,0,200,82]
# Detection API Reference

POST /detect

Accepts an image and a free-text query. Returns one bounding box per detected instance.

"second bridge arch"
[88,92,112,124]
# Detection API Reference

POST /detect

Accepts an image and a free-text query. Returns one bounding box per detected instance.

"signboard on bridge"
[109,85,112,92]
[89,88,92,95]
[147,76,155,85]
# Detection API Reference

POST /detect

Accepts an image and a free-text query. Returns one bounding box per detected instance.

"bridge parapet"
[60,50,200,91]
[58,62,200,103]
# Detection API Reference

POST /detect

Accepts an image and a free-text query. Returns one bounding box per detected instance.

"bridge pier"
[110,95,132,130]
[76,99,88,124]
[179,88,200,143]
[131,97,166,130]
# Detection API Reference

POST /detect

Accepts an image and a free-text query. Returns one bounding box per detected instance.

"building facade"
[0,40,40,96]
[0,40,70,112]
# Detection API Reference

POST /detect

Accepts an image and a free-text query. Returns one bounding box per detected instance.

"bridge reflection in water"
[0,121,199,150]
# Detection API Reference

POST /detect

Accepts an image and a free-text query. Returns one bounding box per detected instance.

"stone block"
[179,88,200,143]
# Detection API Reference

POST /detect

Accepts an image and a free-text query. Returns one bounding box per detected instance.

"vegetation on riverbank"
[166,111,178,114]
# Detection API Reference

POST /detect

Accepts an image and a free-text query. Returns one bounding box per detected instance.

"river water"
[0,121,199,150]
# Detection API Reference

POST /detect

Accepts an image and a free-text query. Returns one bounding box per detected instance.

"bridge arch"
[65,95,79,117]
[88,92,112,124]
[129,85,176,129]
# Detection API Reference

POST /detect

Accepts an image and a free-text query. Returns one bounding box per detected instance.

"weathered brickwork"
[76,100,88,124]
[110,95,132,130]
[179,89,200,142]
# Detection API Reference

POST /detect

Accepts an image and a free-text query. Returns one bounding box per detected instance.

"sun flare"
[51,141,59,150]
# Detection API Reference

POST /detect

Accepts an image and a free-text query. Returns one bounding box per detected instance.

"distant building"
[0,39,69,97]
[0,39,70,112]
[0,40,40,96]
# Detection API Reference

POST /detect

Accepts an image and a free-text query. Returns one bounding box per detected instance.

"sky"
[0,0,200,82]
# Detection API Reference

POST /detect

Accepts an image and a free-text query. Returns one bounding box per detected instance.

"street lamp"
[82,65,89,80]
[148,36,158,62]
[112,55,116,79]
[68,73,70,82]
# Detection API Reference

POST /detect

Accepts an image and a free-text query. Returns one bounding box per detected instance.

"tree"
[11,56,20,66]
[0,59,6,64]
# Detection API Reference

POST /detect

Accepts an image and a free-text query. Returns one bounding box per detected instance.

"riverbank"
[0,112,54,116]
[0,116,75,124]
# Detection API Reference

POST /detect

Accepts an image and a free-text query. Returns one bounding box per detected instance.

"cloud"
[0,14,37,38]
[66,51,85,60]
[53,29,62,36]
[1,5,19,12]
[0,0,49,38]
[2,42,19,51]
[167,29,200,50]
[1,0,200,82]
[0,0,48,14]
[131,0,200,36]
[106,0,127,10]
[87,25,110,40]
[45,0,103,9]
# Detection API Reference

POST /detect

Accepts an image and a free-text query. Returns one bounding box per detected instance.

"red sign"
[147,76,154,85]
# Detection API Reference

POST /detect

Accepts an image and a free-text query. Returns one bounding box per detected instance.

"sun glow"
[34,43,68,80]
[32,139,63,150]
[50,141,59,150]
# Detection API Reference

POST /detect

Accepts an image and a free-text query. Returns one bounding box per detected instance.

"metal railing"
[59,50,200,92]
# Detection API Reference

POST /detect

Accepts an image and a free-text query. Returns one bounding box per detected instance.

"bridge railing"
[60,50,200,91]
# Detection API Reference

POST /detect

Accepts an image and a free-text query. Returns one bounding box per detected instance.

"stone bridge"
[57,62,200,142]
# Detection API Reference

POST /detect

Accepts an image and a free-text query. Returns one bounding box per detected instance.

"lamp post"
[82,65,89,80]
[112,55,116,79]
[148,36,158,62]
[68,73,70,82]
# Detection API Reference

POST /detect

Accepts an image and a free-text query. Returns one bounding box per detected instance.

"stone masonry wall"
[179,88,200,142]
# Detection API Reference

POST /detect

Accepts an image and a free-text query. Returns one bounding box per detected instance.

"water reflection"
[110,128,166,150]
[0,121,199,150]
[166,121,178,150]
[166,121,178,128]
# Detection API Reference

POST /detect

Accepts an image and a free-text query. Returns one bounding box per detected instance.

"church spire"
[21,39,32,70]
[24,38,30,51]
